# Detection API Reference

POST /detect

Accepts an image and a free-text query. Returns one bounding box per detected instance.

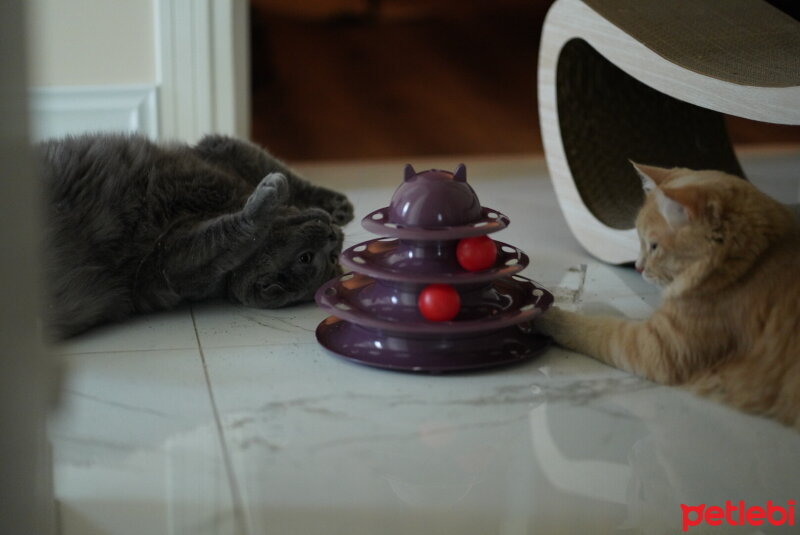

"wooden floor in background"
[250,8,800,162]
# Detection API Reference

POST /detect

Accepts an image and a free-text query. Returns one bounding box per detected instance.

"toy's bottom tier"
[316,315,550,373]
[315,272,553,336]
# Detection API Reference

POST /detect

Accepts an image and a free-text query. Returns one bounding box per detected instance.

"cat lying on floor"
[537,163,800,429]
[39,133,353,339]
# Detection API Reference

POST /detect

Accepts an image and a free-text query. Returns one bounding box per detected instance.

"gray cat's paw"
[278,207,332,226]
[322,193,354,226]
[244,173,288,223]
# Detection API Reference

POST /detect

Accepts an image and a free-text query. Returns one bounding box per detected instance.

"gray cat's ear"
[631,161,671,193]
[453,163,467,182]
[404,164,416,181]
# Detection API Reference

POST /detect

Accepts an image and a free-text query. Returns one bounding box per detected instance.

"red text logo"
[681,500,796,532]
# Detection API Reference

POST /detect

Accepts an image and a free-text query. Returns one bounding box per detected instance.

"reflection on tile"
[56,426,239,535]
[529,381,800,534]
[50,349,242,535]
[203,344,551,534]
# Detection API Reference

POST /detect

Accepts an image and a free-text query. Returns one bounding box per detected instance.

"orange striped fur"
[537,164,800,429]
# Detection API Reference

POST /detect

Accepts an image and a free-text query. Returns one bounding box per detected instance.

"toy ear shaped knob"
[453,163,467,182]
[404,164,417,182]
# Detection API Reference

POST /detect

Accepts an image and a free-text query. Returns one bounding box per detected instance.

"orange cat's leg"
[536,307,694,385]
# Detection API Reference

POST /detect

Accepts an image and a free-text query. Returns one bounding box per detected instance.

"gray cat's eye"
[299,252,314,264]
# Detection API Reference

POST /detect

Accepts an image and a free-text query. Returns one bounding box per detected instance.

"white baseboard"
[28,85,158,142]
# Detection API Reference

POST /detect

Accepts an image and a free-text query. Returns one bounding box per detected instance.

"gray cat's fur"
[39,133,353,339]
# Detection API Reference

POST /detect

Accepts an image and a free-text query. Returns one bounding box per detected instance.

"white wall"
[26,0,159,140]
[27,0,157,87]
[25,0,250,143]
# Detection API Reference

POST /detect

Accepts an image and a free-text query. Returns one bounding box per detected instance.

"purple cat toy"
[315,164,553,372]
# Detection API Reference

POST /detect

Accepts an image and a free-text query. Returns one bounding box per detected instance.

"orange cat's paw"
[535,307,575,344]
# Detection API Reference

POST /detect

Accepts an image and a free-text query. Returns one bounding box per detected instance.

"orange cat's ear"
[630,161,673,193]
[660,186,707,224]
[655,190,689,228]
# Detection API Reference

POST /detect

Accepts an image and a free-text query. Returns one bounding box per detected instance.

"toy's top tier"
[361,164,510,240]
[387,164,480,227]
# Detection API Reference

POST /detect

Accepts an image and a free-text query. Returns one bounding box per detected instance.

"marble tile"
[527,371,800,534]
[204,340,800,535]
[191,301,327,349]
[49,349,243,535]
[203,343,555,535]
[53,307,198,356]
[49,155,800,535]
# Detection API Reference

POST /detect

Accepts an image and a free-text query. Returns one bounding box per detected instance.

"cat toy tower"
[315,164,553,373]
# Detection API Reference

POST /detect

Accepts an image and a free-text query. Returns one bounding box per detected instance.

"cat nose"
[634,263,644,273]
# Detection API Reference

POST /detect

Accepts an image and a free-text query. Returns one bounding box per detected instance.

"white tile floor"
[49,155,800,535]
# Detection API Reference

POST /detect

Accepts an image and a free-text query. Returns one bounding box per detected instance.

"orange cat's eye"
[649,242,658,252]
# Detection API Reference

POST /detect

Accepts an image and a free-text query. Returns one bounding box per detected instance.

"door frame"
[156,0,250,142]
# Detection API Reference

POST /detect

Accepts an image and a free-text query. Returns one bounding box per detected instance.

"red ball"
[456,236,497,272]
[418,284,460,322]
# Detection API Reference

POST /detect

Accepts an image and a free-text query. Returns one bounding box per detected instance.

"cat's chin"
[254,283,291,307]
[640,271,670,288]
[255,283,317,309]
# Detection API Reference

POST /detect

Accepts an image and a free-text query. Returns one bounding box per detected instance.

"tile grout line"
[190,307,250,535]
[54,345,202,357]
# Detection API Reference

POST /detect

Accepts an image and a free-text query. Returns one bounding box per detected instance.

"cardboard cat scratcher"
[538,0,800,264]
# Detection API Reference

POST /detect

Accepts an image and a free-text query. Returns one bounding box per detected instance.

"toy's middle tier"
[340,238,528,284]
[316,272,552,336]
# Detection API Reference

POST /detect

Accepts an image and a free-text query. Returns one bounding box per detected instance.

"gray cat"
[39,133,353,339]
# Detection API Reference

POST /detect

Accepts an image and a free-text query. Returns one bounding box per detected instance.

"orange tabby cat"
[536,163,800,429]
